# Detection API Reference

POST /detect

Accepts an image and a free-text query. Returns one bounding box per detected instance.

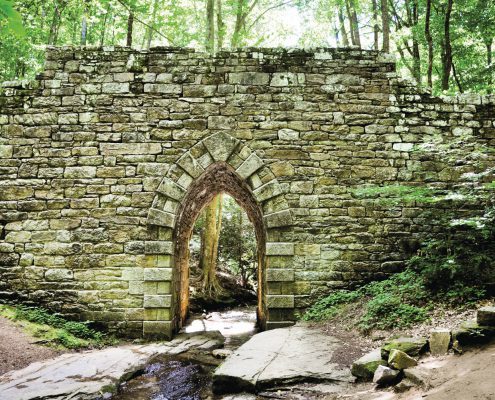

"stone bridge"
[0,46,494,339]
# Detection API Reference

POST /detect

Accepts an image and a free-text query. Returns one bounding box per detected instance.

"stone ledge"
[265,321,295,330]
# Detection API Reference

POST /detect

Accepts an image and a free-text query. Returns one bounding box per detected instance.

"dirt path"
[0,316,63,375]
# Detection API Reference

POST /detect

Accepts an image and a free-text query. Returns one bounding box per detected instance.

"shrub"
[302,290,361,321]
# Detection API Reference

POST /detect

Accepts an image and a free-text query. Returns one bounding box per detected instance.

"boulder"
[452,320,495,346]
[429,329,451,356]
[394,378,415,393]
[388,349,417,370]
[381,336,427,359]
[351,349,387,380]
[213,326,353,394]
[477,306,495,326]
[373,365,400,386]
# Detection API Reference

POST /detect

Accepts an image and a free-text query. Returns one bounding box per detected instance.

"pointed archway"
[144,132,295,339]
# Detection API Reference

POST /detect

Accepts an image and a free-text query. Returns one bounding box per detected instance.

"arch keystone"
[202,132,240,162]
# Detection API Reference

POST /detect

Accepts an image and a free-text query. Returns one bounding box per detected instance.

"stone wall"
[0,46,494,339]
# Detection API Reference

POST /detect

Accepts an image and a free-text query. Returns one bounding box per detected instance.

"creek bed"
[113,308,257,400]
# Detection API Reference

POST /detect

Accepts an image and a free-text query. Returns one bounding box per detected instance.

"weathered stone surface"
[0,331,224,400]
[0,46,494,340]
[213,326,353,393]
[388,349,418,370]
[477,306,495,326]
[373,365,400,385]
[452,320,495,346]
[429,329,451,356]
[381,337,428,359]
[351,349,387,380]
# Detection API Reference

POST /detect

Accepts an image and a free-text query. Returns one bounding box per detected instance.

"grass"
[0,304,116,350]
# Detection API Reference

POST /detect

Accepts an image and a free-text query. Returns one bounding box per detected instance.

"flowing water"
[113,308,257,400]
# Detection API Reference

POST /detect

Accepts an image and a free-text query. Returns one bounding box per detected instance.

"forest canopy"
[0,0,494,92]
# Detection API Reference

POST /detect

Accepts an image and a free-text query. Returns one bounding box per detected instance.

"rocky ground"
[1,309,495,400]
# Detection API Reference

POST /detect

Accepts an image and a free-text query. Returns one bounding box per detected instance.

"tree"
[425,0,434,88]
[441,0,454,90]
[380,0,389,52]
[199,194,224,295]
[0,0,25,36]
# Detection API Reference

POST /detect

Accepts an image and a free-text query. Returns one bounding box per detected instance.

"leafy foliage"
[14,306,105,342]
[0,0,25,36]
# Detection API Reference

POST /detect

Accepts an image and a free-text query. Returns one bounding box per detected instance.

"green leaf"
[0,0,26,37]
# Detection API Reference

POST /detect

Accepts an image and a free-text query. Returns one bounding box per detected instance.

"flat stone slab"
[0,331,224,400]
[213,325,353,393]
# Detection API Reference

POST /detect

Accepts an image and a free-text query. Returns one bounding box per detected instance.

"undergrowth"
[0,305,114,349]
[303,204,495,332]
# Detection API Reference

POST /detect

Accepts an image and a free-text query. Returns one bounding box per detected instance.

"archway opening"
[172,162,267,336]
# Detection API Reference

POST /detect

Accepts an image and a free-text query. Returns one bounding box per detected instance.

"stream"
[113,308,257,400]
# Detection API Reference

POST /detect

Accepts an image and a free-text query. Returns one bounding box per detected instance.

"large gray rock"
[213,326,353,394]
[373,365,400,386]
[453,320,495,346]
[0,331,224,400]
[351,349,387,380]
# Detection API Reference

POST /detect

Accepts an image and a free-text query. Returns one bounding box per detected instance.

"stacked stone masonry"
[0,46,494,339]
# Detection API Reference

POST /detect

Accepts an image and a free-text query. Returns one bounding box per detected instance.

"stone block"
[144,268,173,281]
[144,241,173,255]
[254,180,283,202]
[144,295,172,308]
[236,152,264,179]
[64,166,96,178]
[229,72,269,85]
[266,295,294,309]
[45,268,73,281]
[202,131,240,161]
[264,210,293,228]
[429,329,451,356]
[0,145,13,158]
[143,321,173,340]
[266,269,294,282]
[177,152,204,178]
[147,209,175,228]
[156,178,186,201]
[266,243,294,256]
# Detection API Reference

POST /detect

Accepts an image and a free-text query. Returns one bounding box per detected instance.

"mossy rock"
[351,349,387,380]
[452,320,495,346]
[381,337,428,359]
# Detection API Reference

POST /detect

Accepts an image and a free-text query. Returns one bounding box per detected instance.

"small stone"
[373,365,400,386]
[429,329,451,356]
[388,349,418,370]
[351,349,387,380]
[393,378,414,393]
[477,306,495,326]
[403,367,431,389]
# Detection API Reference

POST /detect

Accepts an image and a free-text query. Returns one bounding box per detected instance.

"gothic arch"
[144,132,296,339]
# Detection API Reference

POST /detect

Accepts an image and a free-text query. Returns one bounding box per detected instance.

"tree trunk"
[381,0,389,52]
[372,0,379,50]
[487,39,493,93]
[206,0,215,53]
[216,0,225,50]
[425,0,433,88]
[200,194,223,294]
[126,12,134,47]
[146,0,160,49]
[100,3,110,46]
[441,0,453,91]
[231,0,246,48]
[81,16,87,45]
[345,0,361,48]
[411,0,421,84]
[338,7,349,47]
[48,1,65,45]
